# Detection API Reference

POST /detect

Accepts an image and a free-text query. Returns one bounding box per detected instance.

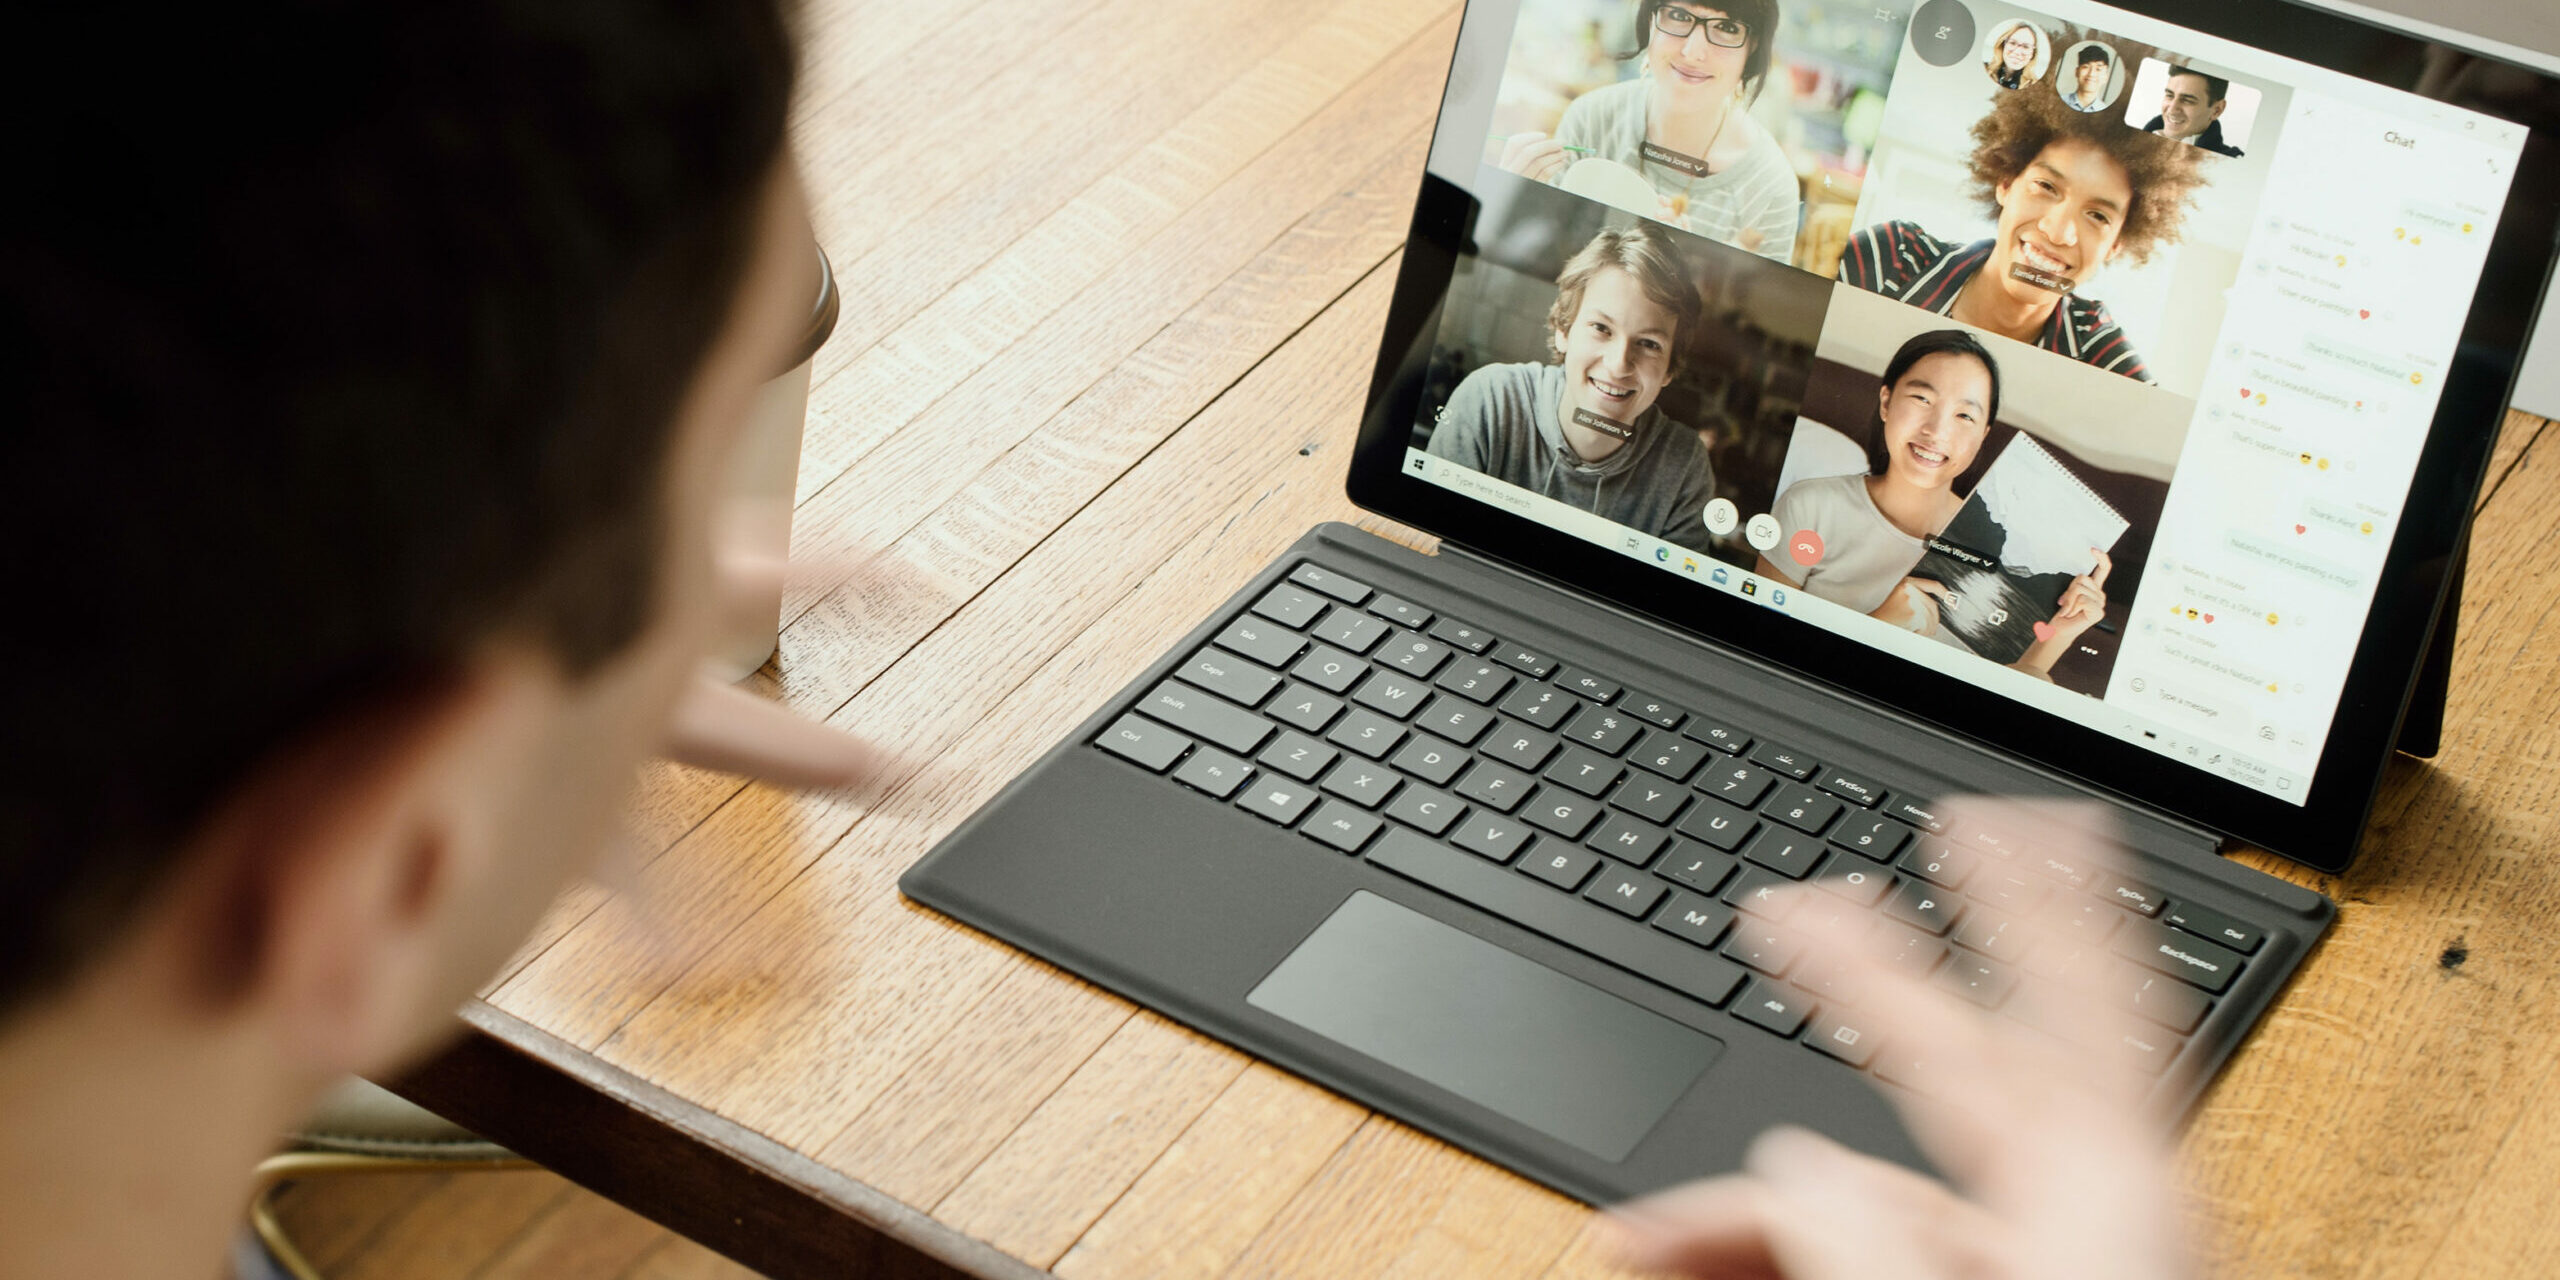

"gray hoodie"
[1425,361,1717,551]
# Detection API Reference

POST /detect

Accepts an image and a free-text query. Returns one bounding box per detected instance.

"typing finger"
[661,672,900,788]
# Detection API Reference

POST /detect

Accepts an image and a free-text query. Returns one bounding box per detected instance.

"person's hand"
[2014,548,2110,677]
[1500,131,1573,183]
[662,673,891,788]
[1605,799,2199,1280]
[1870,577,1950,634]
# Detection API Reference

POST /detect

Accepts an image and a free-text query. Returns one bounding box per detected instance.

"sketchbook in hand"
[1910,433,2129,663]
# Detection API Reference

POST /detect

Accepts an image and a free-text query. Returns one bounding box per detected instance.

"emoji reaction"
[2317,457,2330,470]
[2411,372,2425,386]
[2266,612,2280,625]
[2359,521,2374,534]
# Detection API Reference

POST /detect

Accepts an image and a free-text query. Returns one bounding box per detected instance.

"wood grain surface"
[413,0,2560,1275]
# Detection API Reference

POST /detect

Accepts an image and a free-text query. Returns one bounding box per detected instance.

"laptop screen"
[1386,0,2542,811]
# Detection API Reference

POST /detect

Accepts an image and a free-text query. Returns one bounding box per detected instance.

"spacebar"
[1368,831,1746,1008]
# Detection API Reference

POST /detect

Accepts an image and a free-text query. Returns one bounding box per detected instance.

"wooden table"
[393,2,2560,1275]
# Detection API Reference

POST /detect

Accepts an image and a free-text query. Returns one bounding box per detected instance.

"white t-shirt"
[1764,473,1924,614]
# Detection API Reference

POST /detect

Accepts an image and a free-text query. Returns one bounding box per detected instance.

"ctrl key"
[1097,714,1191,771]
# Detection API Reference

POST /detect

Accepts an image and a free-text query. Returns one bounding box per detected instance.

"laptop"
[904,0,2560,1202]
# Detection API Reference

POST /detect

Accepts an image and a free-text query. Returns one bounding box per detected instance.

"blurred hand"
[663,673,892,788]
[1607,799,2198,1280]
[1500,131,1573,183]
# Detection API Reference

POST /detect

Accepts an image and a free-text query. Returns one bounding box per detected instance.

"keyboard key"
[1379,631,1452,679]
[1585,813,1669,866]
[1319,760,1399,809]
[1627,731,1706,783]
[1236,778,1318,825]
[1804,1009,1880,1067]
[1415,698,1496,746]
[1367,593,1433,629]
[1747,741,1819,780]
[1655,843,1738,895]
[1384,784,1464,836]
[1653,892,1735,947]
[1675,795,1758,851]
[1543,744,1624,796]
[2024,847,2096,889]
[2060,899,2124,942]
[1497,683,1577,728]
[1096,713,1192,771]
[1973,870,2049,913]
[1287,563,1371,604]
[1607,774,1689,825]
[1741,828,1827,879]
[1288,645,1365,693]
[1427,617,1495,653]
[2024,940,2104,982]
[2111,920,2245,993]
[1563,708,1643,755]
[1490,643,1556,678]
[2118,967,2212,1033]
[1349,669,1430,720]
[1829,815,1914,862]
[1762,786,1843,836]
[1698,760,1775,808]
[1310,606,1389,654]
[1681,716,1752,754]
[1485,722,1560,770]
[1521,788,1603,840]
[1450,813,1533,863]
[2098,875,2167,917]
[2113,1026,2183,1076]
[1722,866,1799,920]
[1585,865,1667,919]
[1366,832,1744,1006]
[1887,797,1950,833]
[1178,650,1280,707]
[1815,769,1887,808]
[1899,841,1979,890]
[1731,979,1813,1037]
[1267,684,1344,734]
[1883,880,1962,936]
[1553,667,1620,702]
[1722,922,1801,977]
[1952,908,2034,963]
[1432,660,1513,704]
[1255,731,1336,781]
[1387,735,1468,786]
[1214,617,1305,668]
[1300,801,1381,853]
[1325,708,1406,759]
[1935,955,2016,1008]
[1454,759,1535,812]
[1171,747,1252,798]
[1814,863,1894,907]
[2163,900,2265,954]
[1518,842,1602,892]
[1870,921,1948,978]
[1136,681,1272,754]
[1250,583,1326,628]
[1619,692,1686,729]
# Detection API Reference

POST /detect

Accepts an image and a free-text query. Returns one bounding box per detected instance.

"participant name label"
[1639,142,1710,178]
[1571,408,1636,439]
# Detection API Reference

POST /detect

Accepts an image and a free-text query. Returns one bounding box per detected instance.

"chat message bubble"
[2303,498,2388,540]
[2227,530,2362,592]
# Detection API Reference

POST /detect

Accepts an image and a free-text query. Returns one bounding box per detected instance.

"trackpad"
[1247,891,1721,1162]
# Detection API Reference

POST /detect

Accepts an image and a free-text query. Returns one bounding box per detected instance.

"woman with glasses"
[1986,20,2044,90]
[1499,0,1800,265]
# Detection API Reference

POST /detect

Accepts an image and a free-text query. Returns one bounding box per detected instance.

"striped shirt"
[1839,220,2152,383]
[1551,79,1800,265]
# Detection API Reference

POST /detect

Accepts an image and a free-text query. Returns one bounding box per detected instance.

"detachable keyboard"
[1091,558,2267,1090]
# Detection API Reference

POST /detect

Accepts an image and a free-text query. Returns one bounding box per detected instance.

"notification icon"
[1787,529,1824,567]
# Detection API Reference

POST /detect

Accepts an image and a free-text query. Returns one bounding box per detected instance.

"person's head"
[2,0,800,1082]
[2159,67,2231,140]
[1867,330,2001,488]
[1964,82,2208,304]
[1625,0,1781,106]
[1994,23,2040,75]
[2075,46,2112,98]
[1546,224,1705,428]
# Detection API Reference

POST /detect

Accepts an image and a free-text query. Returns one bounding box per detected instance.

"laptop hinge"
[1434,537,2232,863]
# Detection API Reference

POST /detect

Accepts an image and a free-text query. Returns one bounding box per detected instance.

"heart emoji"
[2294,524,2306,534]
[2203,613,2216,623]
[2239,387,2253,399]
[2031,621,2055,642]
[2359,309,2370,319]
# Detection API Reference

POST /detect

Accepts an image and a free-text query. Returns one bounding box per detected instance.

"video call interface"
[1405,0,2529,803]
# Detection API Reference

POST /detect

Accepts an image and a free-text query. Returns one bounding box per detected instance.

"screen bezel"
[1346,0,2560,873]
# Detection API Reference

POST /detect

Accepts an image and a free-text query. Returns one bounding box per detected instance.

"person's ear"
[1876,381,1895,424]
[158,655,557,1078]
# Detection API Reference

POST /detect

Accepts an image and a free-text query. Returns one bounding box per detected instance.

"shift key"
[1136,680,1272,754]
[1368,830,1746,1007]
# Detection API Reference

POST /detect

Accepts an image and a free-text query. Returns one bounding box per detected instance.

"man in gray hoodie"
[1427,222,1720,552]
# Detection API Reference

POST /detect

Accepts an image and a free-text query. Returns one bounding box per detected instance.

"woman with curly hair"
[1499,0,1800,263]
[1839,78,2207,383]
